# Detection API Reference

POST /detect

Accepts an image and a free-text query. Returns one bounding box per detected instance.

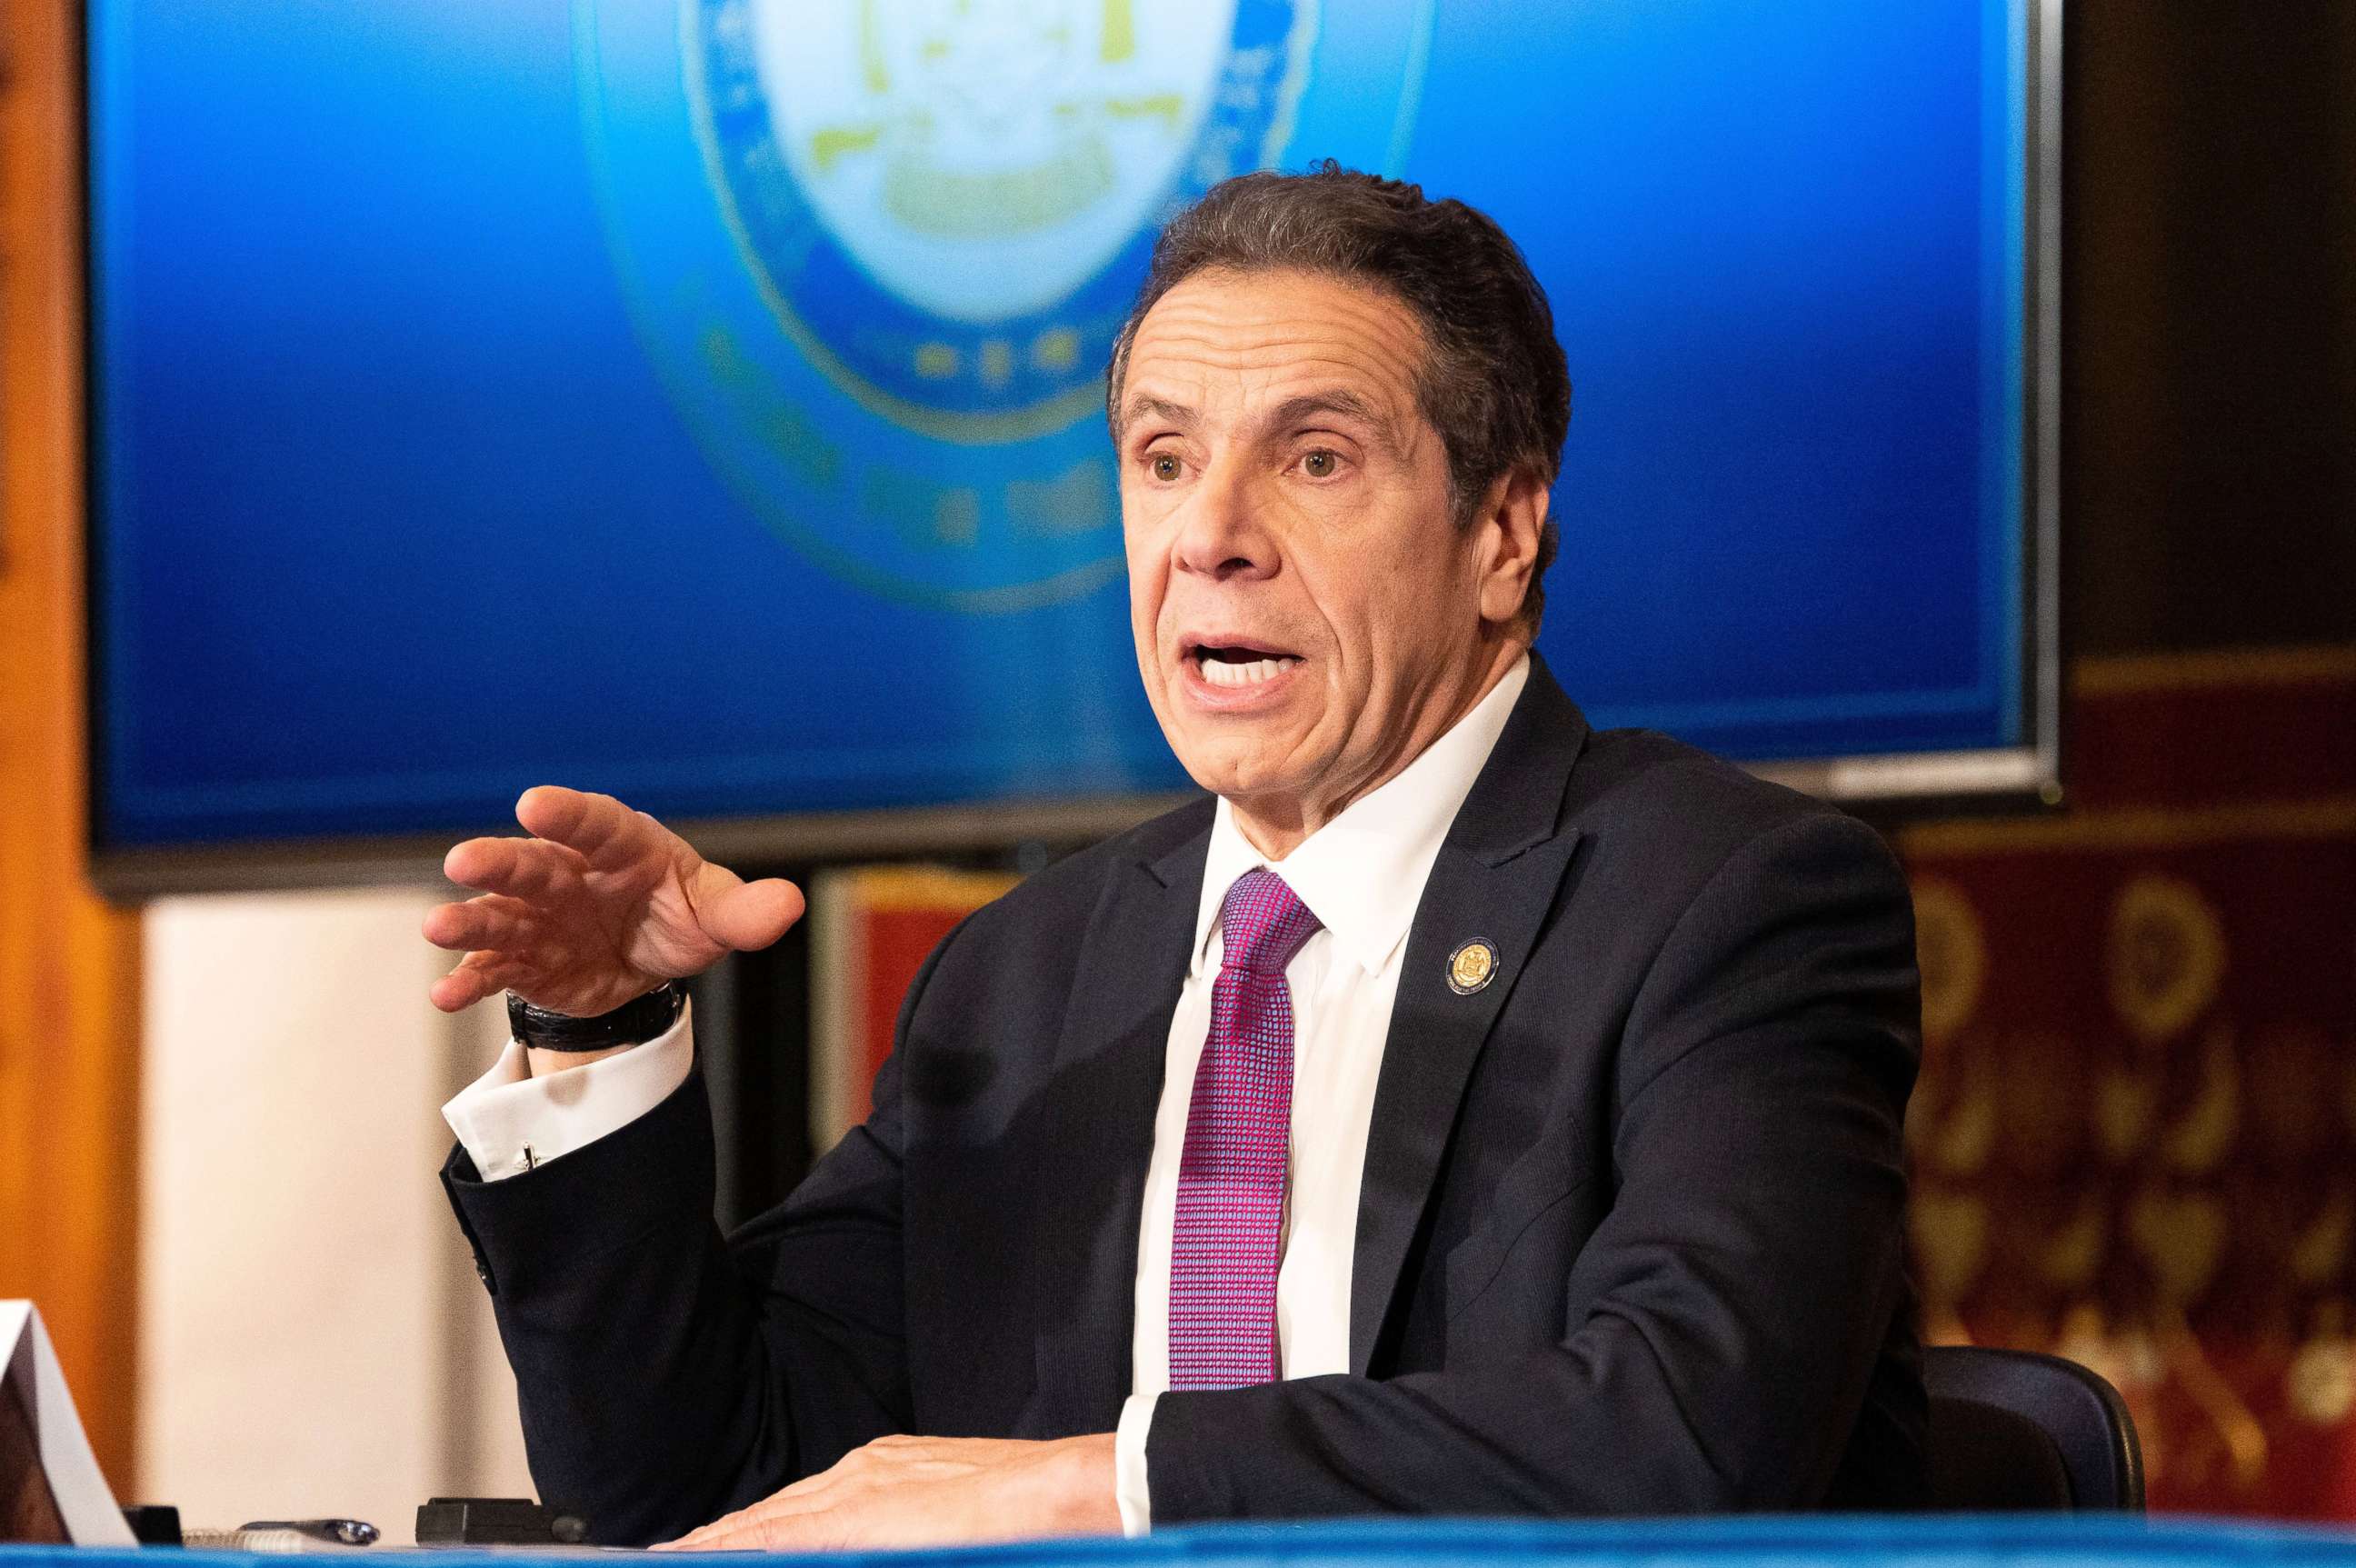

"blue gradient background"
[89,0,2026,848]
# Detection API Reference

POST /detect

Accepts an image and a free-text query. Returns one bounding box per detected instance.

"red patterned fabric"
[1898,648,2356,1517]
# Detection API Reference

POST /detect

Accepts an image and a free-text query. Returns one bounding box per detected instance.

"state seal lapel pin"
[1446,939,1498,995]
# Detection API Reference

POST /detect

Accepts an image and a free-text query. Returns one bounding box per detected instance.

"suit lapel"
[1027,803,1210,1432]
[1349,657,1590,1373]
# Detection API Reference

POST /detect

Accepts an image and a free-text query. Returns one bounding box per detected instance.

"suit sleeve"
[1143,811,1921,1518]
[441,935,958,1545]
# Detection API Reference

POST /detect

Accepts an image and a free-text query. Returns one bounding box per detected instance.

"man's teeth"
[1200,655,1299,687]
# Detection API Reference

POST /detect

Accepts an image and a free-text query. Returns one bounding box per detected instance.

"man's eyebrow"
[1264,390,1403,454]
[1118,395,1196,437]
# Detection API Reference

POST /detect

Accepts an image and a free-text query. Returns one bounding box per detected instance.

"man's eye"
[1150,453,1182,481]
[1302,449,1339,478]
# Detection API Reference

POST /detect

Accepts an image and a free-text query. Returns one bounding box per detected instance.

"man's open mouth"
[1187,642,1304,689]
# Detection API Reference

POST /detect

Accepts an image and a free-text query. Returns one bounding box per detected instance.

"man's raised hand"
[424,785,804,1017]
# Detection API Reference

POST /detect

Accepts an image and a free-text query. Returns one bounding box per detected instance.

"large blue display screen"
[89,0,2031,852]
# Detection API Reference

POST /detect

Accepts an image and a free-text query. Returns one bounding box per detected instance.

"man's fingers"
[428,968,492,1014]
[443,834,587,904]
[666,1502,754,1547]
[700,876,805,953]
[516,785,673,877]
[668,1458,866,1551]
[670,1499,835,1553]
[422,894,533,954]
[428,952,533,1013]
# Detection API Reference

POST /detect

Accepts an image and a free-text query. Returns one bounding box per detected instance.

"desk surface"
[12,1516,2356,1567]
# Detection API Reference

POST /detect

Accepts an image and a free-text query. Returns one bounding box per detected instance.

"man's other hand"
[663,1433,1120,1552]
[424,785,804,1017]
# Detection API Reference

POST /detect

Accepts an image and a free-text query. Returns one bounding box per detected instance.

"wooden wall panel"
[0,0,145,1491]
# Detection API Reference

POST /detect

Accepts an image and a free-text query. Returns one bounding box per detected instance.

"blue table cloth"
[13,1516,2356,1567]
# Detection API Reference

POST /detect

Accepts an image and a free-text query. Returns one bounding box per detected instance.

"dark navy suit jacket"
[444,657,1926,1543]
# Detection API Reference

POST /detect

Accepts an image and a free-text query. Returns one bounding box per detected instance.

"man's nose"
[1172,460,1275,582]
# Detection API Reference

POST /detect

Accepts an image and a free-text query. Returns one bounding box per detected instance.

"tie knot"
[1217,868,1322,975]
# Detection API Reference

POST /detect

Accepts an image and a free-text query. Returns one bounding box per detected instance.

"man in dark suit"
[426,166,1923,1548]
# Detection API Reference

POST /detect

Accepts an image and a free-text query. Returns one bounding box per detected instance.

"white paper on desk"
[2,1300,136,1545]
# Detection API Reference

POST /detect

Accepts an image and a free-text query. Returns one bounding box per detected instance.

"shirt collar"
[1192,654,1531,979]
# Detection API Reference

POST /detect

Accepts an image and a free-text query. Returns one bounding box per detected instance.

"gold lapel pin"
[1446,939,1499,995]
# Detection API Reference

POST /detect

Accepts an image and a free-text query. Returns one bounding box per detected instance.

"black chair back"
[1923,1345,2146,1512]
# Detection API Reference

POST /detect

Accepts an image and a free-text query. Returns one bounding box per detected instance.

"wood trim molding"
[2071,643,2356,696]
[0,0,144,1492]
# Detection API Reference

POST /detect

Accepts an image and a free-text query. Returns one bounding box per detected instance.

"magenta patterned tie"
[1169,867,1323,1390]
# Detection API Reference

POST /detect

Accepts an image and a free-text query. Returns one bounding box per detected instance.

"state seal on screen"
[690,0,1311,443]
[574,0,1420,611]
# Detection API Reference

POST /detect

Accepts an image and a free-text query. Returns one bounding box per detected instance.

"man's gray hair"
[1108,161,1571,634]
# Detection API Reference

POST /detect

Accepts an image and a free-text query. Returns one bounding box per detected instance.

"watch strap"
[507,982,685,1054]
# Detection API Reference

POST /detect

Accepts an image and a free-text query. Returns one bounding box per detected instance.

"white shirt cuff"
[1113,1392,1158,1535]
[440,1004,695,1181]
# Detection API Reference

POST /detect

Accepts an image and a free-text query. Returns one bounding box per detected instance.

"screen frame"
[83,0,2064,899]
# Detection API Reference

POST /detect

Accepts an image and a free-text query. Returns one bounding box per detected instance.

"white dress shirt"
[1110,654,1526,1530]
[443,1011,695,1180]
[442,654,1529,1536]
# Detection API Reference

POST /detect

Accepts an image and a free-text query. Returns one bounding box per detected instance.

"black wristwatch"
[506,982,686,1053]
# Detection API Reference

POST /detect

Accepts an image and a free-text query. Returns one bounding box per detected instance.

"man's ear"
[1474,467,1550,629]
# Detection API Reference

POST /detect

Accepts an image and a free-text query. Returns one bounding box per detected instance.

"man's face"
[1116,266,1531,843]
